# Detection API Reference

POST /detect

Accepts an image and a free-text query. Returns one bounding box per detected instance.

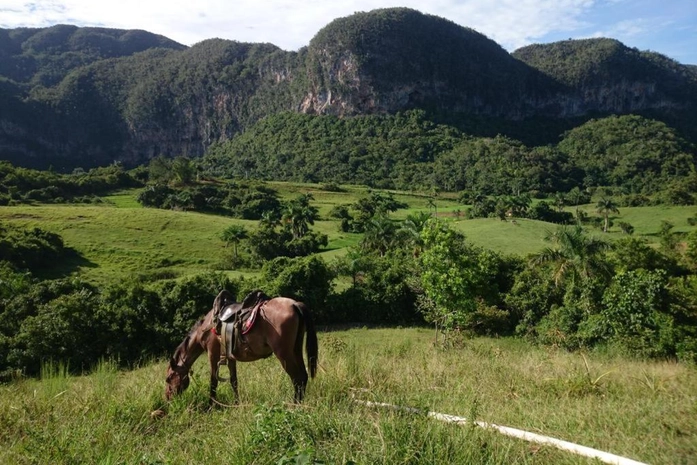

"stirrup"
[216,358,229,382]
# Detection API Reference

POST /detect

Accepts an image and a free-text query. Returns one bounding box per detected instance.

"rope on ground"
[354,399,648,465]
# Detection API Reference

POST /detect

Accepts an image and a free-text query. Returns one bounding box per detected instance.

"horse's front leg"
[228,359,239,403]
[208,346,222,407]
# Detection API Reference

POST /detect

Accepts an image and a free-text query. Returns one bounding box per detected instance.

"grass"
[1,328,694,464]
[0,203,251,283]
[2,186,696,283]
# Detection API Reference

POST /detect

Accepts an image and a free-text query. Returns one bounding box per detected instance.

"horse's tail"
[295,301,318,379]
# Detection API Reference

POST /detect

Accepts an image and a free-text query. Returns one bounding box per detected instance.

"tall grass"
[1,329,694,464]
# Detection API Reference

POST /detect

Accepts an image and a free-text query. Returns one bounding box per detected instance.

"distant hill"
[0,8,695,172]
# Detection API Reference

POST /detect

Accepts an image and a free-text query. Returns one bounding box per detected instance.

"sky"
[1,1,695,65]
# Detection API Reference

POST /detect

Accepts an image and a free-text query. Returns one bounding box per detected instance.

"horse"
[164,290,318,404]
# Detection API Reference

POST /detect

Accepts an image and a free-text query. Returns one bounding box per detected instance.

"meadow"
[1,184,697,464]
[0,328,694,464]
[0,184,693,282]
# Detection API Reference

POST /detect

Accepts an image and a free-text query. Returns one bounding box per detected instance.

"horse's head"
[164,358,190,401]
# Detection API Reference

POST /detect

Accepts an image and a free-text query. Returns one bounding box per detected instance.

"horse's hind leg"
[276,346,308,403]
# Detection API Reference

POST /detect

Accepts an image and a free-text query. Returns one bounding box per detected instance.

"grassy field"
[0,328,694,464]
[1,185,694,283]
[2,185,697,463]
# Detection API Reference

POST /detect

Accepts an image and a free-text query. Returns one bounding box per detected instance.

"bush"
[527,201,574,224]
[0,225,68,271]
[260,256,335,321]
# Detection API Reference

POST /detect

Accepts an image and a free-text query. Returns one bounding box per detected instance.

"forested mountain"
[0,8,695,175]
[204,111,696,196]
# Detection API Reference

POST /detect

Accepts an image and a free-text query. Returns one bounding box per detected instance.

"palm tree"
[259,210,281,230]
[596,197,619,232]
[566,187,586,224]
[426,198,438,217]
[361,216,398,256]
[399,212,431,256]
[283,202,318,239]
[281,194,319,239]
[220,224,248,258]
[171,156,195,185]
[509,194,531,217]
[530,225,612,287]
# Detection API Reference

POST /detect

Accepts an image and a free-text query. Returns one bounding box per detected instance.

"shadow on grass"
[32,247,98,280]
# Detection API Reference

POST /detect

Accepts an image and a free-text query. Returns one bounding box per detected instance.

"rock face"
[0,8,695,170]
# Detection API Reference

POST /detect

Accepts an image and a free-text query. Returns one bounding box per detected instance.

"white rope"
[355,400,648,465]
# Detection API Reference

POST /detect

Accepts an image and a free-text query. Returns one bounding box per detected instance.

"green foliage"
[527,201,574,224]
[0,161,142,204]
[0,224,68,271]
[0,269,240,377]
[506,267,564,337]
[599,269,672,357]
[260,256,335,319]
[557,115,696,195]
[418,220,508,337]
[330,252,421,324]
[137,179,281,218]
[204,110,460,190]
[610,237,678,274]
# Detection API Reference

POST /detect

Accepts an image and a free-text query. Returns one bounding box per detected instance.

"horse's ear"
[168,357,177,370]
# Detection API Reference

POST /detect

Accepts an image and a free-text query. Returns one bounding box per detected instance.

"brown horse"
[165,290,318,404]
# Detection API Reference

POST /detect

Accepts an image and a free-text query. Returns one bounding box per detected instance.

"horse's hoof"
[150,409,167,419]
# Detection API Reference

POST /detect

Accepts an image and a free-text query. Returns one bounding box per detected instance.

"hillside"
[0,8,696,171]
[1,332,694,464]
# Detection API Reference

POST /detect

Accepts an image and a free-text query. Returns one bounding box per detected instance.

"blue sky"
[1,1,695,64]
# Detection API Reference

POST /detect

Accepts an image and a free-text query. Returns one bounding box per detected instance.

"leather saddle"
[216,290,269,359]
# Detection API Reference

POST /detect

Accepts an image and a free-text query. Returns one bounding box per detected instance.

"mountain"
[0,8,695,171]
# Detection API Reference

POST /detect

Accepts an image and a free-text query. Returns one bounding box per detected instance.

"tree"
[361,216,398,256]
[531,225,612,288]
[418,220,501,342]
[171,156,195,185]
[220,224,248,258]
[398,211,431,257]
[617,221,634,235]
[282,194,319,239]
[596,197,619,232]
[260,210,281,230]
[566,187,590,224]
[509,194,531,217]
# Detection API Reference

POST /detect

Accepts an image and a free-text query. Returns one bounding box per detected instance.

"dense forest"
[204,111,696,200]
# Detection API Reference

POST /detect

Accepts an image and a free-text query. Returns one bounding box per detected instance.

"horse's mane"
[170,316,207,367]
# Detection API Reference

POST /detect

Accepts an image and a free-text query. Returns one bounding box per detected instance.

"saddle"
[215,290,269,360]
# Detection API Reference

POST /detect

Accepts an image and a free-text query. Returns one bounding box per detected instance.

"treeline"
[3,199,697,379]
[0,161,143,205]
[204,111,697,201]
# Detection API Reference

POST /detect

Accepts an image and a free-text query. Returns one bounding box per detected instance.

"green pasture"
[0,204,249,283]
[1,328,694,464]
[3,185,697,283]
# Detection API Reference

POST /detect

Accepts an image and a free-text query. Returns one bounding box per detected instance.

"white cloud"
[1,0,694,64]
[1,0,599,51]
